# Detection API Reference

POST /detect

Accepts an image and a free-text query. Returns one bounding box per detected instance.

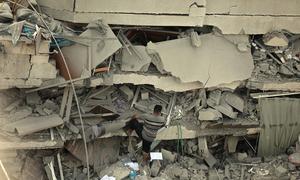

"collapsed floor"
[0,1,299,180]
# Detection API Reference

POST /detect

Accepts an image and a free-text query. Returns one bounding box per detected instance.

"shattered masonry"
[0,0,299,180]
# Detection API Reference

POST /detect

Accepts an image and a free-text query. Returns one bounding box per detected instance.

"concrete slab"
[91,73,203,92]
[147,34,253,87]
[7,114,64,136]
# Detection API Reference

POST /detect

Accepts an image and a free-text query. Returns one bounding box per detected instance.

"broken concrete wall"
[0,36,57,89]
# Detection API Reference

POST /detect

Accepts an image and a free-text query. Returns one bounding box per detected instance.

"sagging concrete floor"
[0,0,300,180]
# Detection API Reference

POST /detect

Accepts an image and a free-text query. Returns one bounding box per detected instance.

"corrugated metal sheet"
[258,98,300,156]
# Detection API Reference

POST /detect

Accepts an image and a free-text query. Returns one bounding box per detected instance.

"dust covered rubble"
[0,1,300,180]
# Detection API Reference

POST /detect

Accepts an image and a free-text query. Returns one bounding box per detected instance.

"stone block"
[29,63,57,79]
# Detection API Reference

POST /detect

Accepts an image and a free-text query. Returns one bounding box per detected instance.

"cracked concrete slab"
[147,33,254,87]
[91,73,203,92]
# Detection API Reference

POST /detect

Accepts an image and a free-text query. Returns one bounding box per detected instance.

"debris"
[198,108,222,121]
[263,31,289,47]
[227,136,239,153]
[236,152,248,161]
[141,91,149,100]
[275,165,288,177]
[5,114,63,136]
[289,153,300,166]
[214,102,238,119]
[91,73,204,92]
[223,91,244,112]
[60,20,121,78]
[43,156,57,180]
[98,161,130,180]
[208,169,219,180]
[120,45,151,72]
[147,33,254,87]
[0,2,299,180]
[4,99,23,112]
[29,63,57,79]
[150,160,161,177]
[161,149,177,163]
[26,92,41,106]
[207,90,222,107]
[204,151,217,168]
[190,31,201,47]
[119,85,134,101]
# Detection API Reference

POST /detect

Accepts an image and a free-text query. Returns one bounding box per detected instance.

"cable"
[25,1,90,179]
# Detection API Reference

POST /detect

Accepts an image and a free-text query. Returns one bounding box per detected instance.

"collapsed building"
[0,0,300,179]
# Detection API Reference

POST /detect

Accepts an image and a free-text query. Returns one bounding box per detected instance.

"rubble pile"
[0,1,299,180]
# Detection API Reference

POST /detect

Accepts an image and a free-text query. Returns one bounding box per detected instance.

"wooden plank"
[75,0,205,14]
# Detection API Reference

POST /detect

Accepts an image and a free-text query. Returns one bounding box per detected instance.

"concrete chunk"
[141,91,149,100]
[207,90,222,107]
[4,99,23,112]
[8,106,32,122]
[205,151,217,168]
[161,149,176,163]
[208,169,219,180]
[198,108,222,121]
[10,114,63,136]
[29,63,57,79]
[275,165,288,177]
[150,160,161,177]
[120,45,151,72]
[223,92,244,112]
[214,102,238,119]
[263,31,289,47]
[30,55,49,64]
[119,85,134,101]
[26,92,41,106]
[0,54,31,79]
[227,136,239,153]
